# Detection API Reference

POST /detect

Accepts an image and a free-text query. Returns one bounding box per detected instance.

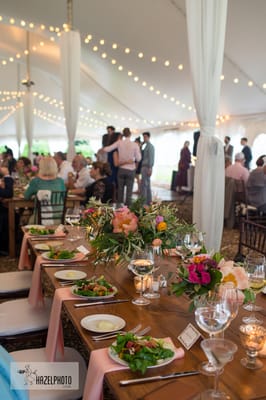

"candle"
[134,276,148,293]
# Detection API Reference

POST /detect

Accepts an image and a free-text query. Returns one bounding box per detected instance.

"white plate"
[41,251,81,263]
[25,224,45,230]
[81,314,125,333]
[54,270,87,281]
[71,284,118,300]
[108,338,176,368]
[34,243,50,251]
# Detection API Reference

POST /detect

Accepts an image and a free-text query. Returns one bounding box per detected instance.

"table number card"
[178,323,202,350]
[77,245,90,256]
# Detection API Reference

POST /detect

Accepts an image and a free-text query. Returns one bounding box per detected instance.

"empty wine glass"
[200,338,238,399]
[239,324,266,370]
[130,248,154,306]
[220,282,239,323]
[65,207,81,226]
[242,254,265,325]
[184,231,203,255]
[195,304,231,375]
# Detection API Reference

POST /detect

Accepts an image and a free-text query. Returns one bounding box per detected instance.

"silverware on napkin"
[119,370,199,386]
[74,299,130,308]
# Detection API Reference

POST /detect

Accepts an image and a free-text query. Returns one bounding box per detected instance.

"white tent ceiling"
[0,0,265,144]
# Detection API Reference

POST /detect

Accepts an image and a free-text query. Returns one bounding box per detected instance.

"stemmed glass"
[184,231,203,255]
[195,303,231,375]
[239,324,266,370]
[200,338,238,399]
[143,246,161,299]
[242,254,265,325]
[219,282,239,324]
[65,207,81,226]
[130,248,154,306]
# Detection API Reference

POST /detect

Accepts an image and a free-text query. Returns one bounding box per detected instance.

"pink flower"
[112,207,138,236]
[201,271,211,285]
[31,166,38,172]
[188,271,201,284]
[84,208,95,214]
[155,215,164,224]
[152,238,162,247]
[218,259,249,290]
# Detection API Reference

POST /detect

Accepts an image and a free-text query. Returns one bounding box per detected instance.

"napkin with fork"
[82,339,185,400]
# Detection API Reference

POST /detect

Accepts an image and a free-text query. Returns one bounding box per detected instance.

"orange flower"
[156,221,167,231]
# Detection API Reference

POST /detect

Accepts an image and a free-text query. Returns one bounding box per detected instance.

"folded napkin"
[18,233,31,270]
[83,338,185,400]
[28,253,85,307]
[45,287,79,362]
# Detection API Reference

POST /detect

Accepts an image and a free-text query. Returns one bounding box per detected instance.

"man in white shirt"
[54,151,74,183]
[67,155,94,194]
[225,152,249,183]
[103,127,141,205]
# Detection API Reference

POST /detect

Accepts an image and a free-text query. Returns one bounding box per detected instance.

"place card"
[177,323,201,350]
[77,245,90,256]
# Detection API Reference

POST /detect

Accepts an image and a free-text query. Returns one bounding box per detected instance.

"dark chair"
[234,217,266,262]
[36,190,66,225]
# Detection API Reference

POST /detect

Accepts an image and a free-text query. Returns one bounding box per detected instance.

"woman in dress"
[175,141,191,193]
[24,157,65,199]
[84,161,113,203]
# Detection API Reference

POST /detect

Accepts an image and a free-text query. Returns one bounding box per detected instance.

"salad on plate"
[28,227,55,236]
[72,275,117,298]
[109,333,175,374]
[44,248,77,260]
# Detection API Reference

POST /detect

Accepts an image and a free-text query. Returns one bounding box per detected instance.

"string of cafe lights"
[0,15,259,129]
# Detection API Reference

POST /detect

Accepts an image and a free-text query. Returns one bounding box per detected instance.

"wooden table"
[42,257,266,400]
[7,195,84,258]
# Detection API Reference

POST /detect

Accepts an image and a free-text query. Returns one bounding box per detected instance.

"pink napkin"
[45,287,78,362]
[28,253,85,307]
[83,339,185,400]
[18,233,31,270]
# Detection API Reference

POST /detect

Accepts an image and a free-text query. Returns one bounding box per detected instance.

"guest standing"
[102,127,141,206]
[241,137,252,170]
[224,136,234,162]
[175,141,191,193]
[140,132,155,205]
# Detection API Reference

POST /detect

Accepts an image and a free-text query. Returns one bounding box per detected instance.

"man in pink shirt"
[225,152,249,183]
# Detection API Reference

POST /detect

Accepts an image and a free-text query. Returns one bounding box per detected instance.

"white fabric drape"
[15,105,23,157]
[23,91,34,160]
[186,0,228,252]
[59,30,81,161]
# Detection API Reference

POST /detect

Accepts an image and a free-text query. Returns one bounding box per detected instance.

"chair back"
[36,190,66,225]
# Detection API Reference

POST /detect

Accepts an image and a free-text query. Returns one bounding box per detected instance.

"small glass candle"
[134,276,148,293]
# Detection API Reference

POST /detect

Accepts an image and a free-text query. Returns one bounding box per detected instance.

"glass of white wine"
[130,248,154,306]
[242,254,265,325]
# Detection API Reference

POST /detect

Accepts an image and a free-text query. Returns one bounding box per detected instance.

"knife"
[30,236,64,240]
[119,370,199,386]
[42,263,85,267]
[74,299,130,308]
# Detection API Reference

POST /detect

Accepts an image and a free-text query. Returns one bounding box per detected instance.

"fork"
[92,325,151,341]
[91,323,141,340]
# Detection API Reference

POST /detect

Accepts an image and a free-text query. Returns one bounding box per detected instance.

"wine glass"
[130,248,154,306]
[65,207,81,226]
[143,246,161,299]
[195,304,231,375]
[219,282,239,324]
[242,254,265,325]
[200,338,238,399]
[239,324,266,370]
[184,231,203,255]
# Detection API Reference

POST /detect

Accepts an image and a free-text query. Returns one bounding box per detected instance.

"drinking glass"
[200,338,238,399]
[184,231,203,255]
[195,304,231,375]
[242,254,265,325]
[239,324,266,370]
[220,282,239,323]
[143,246,160,299]
[65,207,81,226]
[130,248,154,306]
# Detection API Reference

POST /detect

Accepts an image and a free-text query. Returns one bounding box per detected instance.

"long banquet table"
[37,248,266,400]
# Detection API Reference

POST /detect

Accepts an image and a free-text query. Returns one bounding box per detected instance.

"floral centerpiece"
[171,253,253,310]
[81,198,193,265]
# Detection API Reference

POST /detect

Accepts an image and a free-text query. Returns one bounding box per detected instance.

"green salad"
[110,333,175,374]
[29,227,55,235]
[47,249,76,259]
[73,276,115,297]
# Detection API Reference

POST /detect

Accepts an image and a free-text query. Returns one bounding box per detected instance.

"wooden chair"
[36,190,66,226]
[234,217,266,262]
[0,271,32,300]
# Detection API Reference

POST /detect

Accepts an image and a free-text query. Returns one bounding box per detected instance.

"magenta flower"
[200,271,211,285]
[188,271,201,284]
